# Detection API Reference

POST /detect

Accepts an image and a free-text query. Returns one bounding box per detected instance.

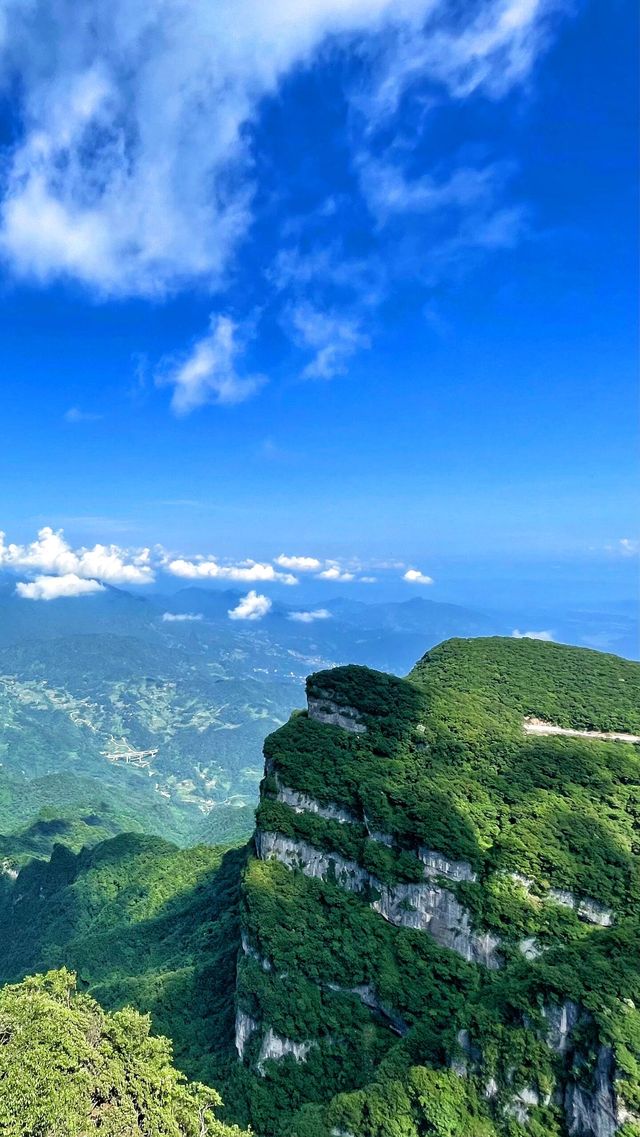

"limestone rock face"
[326,982,409,1036]
[565,1045,618,1137]
[507,1086,544,1125]
[509,873,615,927]
[257,1029,312,1074]
[548,888,614,927]
[418,846,477,883]
[234,1009,259,1059]
[543,1001,583,1054]
[307,695,366,733]
[275,778,358,825]
[241,931,272,971]
[255,830,502,969]
[255,831,370,890]
[518,936,543,960]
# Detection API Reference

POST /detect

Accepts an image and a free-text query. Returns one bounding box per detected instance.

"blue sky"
[0,0,636,609]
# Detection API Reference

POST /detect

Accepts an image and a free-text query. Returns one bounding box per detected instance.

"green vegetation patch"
[0,968,248,1136]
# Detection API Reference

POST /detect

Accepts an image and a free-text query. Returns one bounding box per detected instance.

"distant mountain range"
[0,580,635,850]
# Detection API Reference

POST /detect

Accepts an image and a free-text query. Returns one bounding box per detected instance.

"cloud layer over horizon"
[0,525,434,599]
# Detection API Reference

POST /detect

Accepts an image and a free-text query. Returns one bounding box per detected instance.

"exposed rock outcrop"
[326,982,409,1036]
[509,872,614,927]
[307,695,366,733]
[565,1045,619,1137]
[543,1001,584,1054]
[235,1009,259,1059]
[275,778,358,825]
[256,1029,313,1074]
[418,846,477,882]
[255,830,502,968]
[241,931,272,971]
[518,936,543,960]
[548,888,614,927]
[0,859,18,881]
[506,1086,547,1125]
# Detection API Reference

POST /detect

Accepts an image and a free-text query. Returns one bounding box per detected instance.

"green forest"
[0,637,638,1136]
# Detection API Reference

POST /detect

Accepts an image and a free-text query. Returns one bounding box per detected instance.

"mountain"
[0,576,634,855]
[0,583,509,848]
[0,968,247,1136]
[234,637,640,1135]
[0,636,638,1136]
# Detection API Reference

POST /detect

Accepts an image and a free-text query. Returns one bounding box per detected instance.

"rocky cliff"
[233,638,640,1137]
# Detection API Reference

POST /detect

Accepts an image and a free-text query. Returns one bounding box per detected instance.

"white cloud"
[287,608,332,623]
[363,0,560,120]
[166,556,297,585]
[16,573,105,600]
[403,568,434,585]
[618,538,639,557]
[162,612,203,622]
[511,629,554,641]
[0,0,557,296]
[159,314,265,415]
[228,590,272,621]
[64,407,102,423]
[360,162,503,226]
[0,0,433,296]
[316,565,356,582]
[275,554,322,571]
[288,302,370,379]
[0,527,153,584]
[0,0,562,406]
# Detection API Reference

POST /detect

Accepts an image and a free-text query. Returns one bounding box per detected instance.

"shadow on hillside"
[0,842,248,1086]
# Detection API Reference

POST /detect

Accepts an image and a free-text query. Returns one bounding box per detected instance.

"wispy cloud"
[288,303,370,380]
[159,315,265,415]
[63,407,103,424]
[0,0,430,296]
[0,0,565,405]
[162,612,203,622]
[287,608,332,623]
[511,628,554,641]
[228,590,272,621]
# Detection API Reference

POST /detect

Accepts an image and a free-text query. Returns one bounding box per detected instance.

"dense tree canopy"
[0,969,248,1136]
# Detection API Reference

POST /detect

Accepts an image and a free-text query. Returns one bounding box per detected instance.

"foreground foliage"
[0,968,248,1136]
[0,834,247,1089]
